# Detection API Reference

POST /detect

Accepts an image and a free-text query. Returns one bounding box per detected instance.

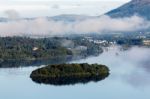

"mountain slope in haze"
[0,14,94,22]
[106,0,150,20]
[49,14,95,22]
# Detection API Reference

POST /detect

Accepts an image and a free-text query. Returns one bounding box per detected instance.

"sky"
[0,0,131,18]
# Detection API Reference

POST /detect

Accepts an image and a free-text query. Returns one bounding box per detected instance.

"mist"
[4,10,20,21]
[0,10,150,37]
[72,46,150,87]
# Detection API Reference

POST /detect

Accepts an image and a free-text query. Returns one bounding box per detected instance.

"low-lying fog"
[72,46,150,87]
[0,14,150,37]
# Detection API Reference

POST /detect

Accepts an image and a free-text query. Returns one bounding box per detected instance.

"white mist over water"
[72,46,150,87]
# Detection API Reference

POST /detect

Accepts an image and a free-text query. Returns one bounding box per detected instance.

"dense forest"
[0,36,103,61]
[30,63,109,85]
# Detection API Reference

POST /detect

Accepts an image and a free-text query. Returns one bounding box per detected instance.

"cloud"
[74,15,150,33]
[51,4,80,9]
[4,10,20,20]
[0,12,149,37]
[51,4,60,9]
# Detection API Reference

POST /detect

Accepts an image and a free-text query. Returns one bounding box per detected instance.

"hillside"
[106,0,150,20]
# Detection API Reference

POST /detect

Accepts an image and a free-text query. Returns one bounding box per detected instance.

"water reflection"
[0,56,86,68]
[31,73,109,85]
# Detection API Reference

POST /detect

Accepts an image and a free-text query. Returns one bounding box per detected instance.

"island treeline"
[0,36,103,61]
[30,63,109,85]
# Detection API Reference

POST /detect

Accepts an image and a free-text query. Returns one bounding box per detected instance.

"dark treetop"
[30,63,109,85]
[0,37,102,61]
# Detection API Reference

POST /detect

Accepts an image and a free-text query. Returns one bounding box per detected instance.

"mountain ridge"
[106,0,150,20]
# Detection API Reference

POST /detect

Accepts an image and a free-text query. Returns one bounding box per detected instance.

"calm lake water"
[0,46,150,99]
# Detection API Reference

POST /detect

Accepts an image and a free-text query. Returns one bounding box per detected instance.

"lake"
[0,46,150,99]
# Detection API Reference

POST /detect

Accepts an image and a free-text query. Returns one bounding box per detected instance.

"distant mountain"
[0,14,95,23]
[106,0,150,20]
[47,14,96,22]
[0,17,8,22]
